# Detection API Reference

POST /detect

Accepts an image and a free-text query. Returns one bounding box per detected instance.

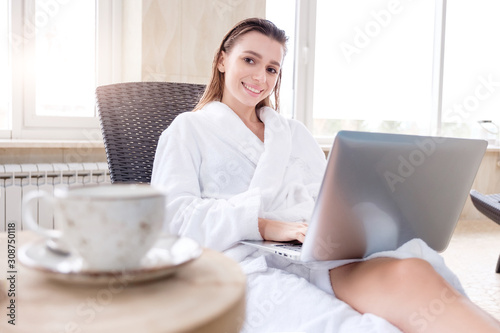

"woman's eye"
[267,67,278,74]
[244,57,254,64]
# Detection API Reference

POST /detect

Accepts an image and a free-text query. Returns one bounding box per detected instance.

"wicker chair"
[470,190,500,273]
[96,82,206,183]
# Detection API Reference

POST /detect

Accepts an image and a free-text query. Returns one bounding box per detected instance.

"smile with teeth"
[243,83,263,94]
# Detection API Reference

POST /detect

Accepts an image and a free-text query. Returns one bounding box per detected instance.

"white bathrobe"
[151,101,465,333]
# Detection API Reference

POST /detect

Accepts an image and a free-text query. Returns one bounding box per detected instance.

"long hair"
[194,18,288,112]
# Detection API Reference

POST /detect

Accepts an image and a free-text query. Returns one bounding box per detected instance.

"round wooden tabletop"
[0,231,246,333]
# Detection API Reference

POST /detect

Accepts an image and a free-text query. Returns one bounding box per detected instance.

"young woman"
[151,18,500,332]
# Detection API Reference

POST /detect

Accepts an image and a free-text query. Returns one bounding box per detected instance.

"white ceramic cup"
[23,184,166,271]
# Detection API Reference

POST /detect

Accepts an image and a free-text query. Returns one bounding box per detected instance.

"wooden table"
[0,231,246,333]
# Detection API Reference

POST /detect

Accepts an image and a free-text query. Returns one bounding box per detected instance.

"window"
[312,0,436,138]
[266,0,296,120]
[441,0,500,145]
[2,0,120,140]
[32,0,96,118]
[0,1,9,132]
[3,1,498,145]
[283,0,499,146]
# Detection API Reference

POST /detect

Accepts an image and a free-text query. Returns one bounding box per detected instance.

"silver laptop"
[241,130,487,262]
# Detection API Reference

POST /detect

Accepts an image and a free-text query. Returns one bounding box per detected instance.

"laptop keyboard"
[273,244,302,252]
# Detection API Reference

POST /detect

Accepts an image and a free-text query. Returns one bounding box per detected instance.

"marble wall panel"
[122,0,142,82]
[141,0,265,84]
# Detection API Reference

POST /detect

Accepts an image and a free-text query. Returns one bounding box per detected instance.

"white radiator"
[0,162,110,232]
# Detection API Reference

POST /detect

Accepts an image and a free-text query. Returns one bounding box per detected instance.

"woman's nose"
[253,67,267,82]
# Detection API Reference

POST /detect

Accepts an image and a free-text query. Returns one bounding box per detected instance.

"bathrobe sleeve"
[151,114,263,252]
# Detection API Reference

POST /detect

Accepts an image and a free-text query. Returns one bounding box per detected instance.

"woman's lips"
[242,82,263,94]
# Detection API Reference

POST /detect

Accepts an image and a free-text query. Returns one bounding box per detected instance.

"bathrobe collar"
[200,101,292,209]
[200,102,264,165]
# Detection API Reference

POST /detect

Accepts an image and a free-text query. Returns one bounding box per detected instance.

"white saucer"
[19,235,202,285]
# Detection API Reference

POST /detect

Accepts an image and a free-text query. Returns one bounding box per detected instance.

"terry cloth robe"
[151,101,466,333]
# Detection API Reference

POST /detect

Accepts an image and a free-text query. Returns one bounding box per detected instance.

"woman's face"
[218,31,284,113]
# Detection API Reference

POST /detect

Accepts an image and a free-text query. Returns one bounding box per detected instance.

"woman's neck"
[235,108,260,124]
[221,100,260,123]
[223,102,265,142]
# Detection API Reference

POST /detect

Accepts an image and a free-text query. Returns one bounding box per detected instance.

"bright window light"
[266,0,296,119]
[312,0,435,137]
[441,0,500,145]
[34,0,96,117]
[0,1,9,130]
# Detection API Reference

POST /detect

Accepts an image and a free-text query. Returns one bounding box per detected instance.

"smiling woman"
[151,17,500,333]
[216,31,284,137]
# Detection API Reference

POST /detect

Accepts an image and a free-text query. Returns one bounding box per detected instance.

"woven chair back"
[96,82,205,183]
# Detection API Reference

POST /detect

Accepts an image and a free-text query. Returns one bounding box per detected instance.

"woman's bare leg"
[330,257,500,333]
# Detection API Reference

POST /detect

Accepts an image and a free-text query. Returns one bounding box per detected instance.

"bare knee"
[331,258,492,333]
[330,257,449,310]
[380,258,439,291]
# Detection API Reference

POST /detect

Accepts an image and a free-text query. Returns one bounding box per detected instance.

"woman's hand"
[258,218,308,243]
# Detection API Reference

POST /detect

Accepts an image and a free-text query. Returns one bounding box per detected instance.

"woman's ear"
[217,51,226,73]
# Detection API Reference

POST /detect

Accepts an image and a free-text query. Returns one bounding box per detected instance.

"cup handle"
[22,191,62,239]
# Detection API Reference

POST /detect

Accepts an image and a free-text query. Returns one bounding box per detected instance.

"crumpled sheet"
[238,238,465,333]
